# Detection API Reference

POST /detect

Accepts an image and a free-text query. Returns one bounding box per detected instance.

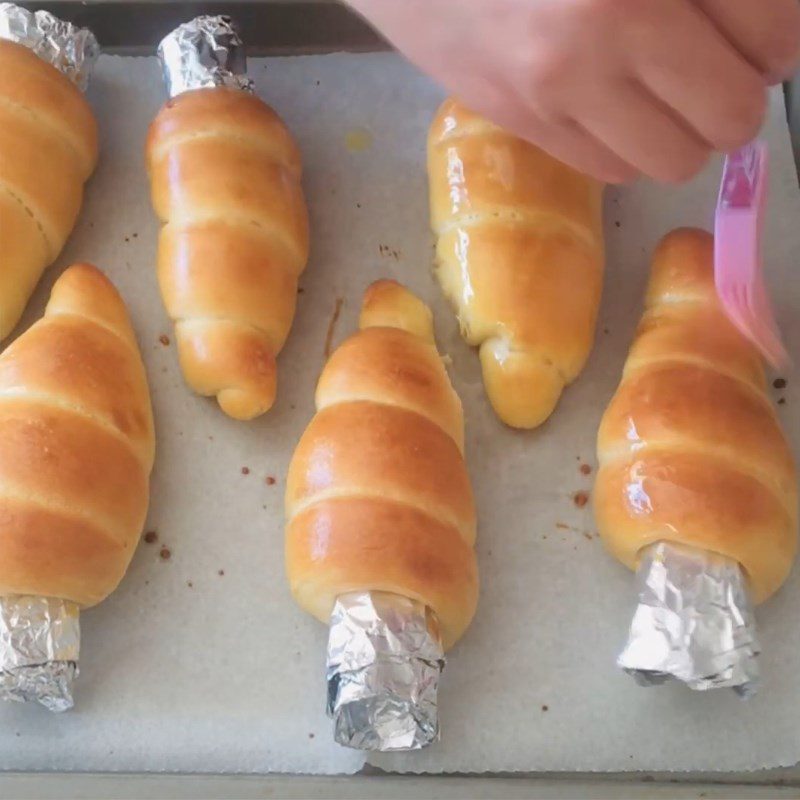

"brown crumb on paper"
[159,334,170,346]
[265,476,276,486]
[143,531,158,544]
[774,377,787,389]
[218,569,225,576]
[573,491,590,508]
[187,581,193,588]
[241,466,250,476]
[583,532,594,541]
[159,546,171,561]
[542,705,549,712]
[555,522,570,531]
[378,243,401,260]
[778,397,787,405]
[324,297,344,358]
[579,463,592,476]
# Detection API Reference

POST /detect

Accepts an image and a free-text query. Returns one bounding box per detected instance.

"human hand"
[347,0,800,183]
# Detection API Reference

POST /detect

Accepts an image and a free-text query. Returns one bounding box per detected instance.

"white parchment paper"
[0,52,798,776]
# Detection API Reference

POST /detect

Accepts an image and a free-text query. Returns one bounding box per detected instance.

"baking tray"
[3,2,800,797]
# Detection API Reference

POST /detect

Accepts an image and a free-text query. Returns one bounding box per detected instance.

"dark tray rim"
[17,1,389,54]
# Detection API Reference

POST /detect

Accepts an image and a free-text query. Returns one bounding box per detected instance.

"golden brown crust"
[286,402,475,544]
[0,42,97,176]
[157,221,298,351]
[0,191,50,339]
[0,264,154,606]
[285,281,478,648]
[595,228,798,602]
[0,500,129,607]
[0,402,148,546]
[146,88,309,420]
[174,318,277,421]
[359,279,436,343]
[0,41,98,341]
[287,498,478,650]
[427,97,604,428]
[315,327,465,452]
[145,87,300,180]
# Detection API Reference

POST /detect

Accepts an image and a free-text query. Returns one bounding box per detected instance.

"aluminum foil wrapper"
[0,596,80,712]
[0,3,98,90]
[327,591,445,751]
[157,15,253,98]
[617,541,759,697]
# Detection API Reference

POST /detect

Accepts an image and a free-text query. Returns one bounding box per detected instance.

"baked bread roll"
[595,228,797,602]
[0,263,155,606]
[285,280,478,648]
[427,97,605,429]
[146,87,310,421]
[0,40,98,341]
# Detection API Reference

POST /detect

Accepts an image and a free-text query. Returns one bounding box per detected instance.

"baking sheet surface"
[0,52,798,775]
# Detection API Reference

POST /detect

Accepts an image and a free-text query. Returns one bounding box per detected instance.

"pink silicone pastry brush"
[714,140,789,369]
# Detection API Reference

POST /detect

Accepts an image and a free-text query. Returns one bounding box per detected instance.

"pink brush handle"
[714,141,789,369]
[715,142,767,270]
[718,142,767,211]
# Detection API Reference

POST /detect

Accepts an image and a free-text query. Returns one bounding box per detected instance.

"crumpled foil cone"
[157,14,254,98]
[327,591,445,751]
[617,541,760,697]
[0,2,98,90]
[0,596,80,712]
